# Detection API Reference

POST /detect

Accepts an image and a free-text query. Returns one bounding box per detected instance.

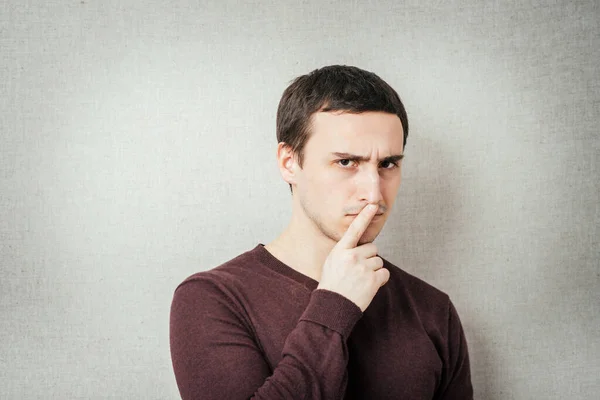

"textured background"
[1,1,598,399]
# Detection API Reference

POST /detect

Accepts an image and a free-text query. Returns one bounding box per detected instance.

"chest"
[249,290,443,399]
[344,311,442,399]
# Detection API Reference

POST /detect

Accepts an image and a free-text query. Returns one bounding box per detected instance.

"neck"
[265,200,336,282]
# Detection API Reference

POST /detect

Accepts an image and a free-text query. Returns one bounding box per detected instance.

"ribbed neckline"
[252,243,319,291]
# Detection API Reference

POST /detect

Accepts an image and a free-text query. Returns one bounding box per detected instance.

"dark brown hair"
[276,65,409,192]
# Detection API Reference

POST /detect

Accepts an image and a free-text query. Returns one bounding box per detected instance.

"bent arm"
[169,278,362,400]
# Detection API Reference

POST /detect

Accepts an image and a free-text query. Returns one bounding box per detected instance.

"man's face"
[293,111,405,245]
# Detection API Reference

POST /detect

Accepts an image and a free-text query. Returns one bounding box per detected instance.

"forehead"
[307,111,404,153]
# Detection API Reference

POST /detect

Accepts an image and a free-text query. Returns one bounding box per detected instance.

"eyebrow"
[331,152,404,163]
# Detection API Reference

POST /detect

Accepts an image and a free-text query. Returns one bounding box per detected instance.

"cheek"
[313,174,349,213]
[309,168,346,192]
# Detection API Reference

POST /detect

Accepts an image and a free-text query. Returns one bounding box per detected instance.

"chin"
[359,231,380,244]
[344,225,381,245]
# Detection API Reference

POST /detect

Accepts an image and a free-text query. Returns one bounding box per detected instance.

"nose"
[356,167,384,206]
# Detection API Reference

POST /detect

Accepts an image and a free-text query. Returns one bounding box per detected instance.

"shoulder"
[180,249,254,283]
[381,257,452,321]
[170,248,268,328]
[173,247,265,304]
[384,257,449,301]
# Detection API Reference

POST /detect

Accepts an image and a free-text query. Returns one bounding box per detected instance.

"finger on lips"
[339,204,378,249]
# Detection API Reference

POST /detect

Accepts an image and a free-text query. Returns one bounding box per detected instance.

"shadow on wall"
[377,134,500,399]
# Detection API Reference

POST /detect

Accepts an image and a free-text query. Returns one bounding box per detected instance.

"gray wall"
[1,1,598,398]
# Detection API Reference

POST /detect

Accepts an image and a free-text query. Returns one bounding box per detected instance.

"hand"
[317,204,390,312]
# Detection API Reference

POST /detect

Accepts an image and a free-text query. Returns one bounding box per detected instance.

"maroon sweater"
[170,244,473,399]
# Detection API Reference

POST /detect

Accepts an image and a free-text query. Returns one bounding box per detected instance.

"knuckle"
[348,252,359,263]
[369,273,380,288]
[381,269,390,283]
[339,251,356,265]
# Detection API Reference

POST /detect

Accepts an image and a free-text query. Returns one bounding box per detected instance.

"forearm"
[171,284,361,400]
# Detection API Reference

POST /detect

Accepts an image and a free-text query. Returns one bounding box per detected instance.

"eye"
[380,161,399,169]
[337,159,356,168]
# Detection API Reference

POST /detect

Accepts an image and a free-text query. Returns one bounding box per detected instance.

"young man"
[170,65,473,399]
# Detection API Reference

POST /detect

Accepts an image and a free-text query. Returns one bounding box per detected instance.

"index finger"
[336,204,378,249]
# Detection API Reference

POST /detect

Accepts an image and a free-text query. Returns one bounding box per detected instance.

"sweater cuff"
[299,289,363,339]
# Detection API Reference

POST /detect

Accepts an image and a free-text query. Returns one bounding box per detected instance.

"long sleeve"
[435,300,474,400]
[169,277,362,400]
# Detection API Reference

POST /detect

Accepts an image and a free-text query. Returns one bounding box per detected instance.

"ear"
[276,142,298,187]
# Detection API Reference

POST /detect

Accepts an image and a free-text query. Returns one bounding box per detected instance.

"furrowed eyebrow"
[331,152,404,163]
